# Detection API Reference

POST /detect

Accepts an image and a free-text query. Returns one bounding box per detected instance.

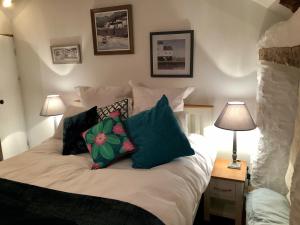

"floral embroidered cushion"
[82,111,135,169]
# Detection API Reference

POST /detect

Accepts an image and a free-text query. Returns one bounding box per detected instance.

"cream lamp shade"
[40,95,65,117]
[214,102,256,169]
[214,102,256,131]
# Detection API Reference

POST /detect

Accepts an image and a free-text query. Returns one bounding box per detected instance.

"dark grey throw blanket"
[0,178,165,225]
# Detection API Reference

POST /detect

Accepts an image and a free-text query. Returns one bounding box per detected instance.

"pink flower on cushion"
[109,111,120,118]
[123,140,135,152]
[91,163,100,170]
[95,133,107,146]
[81,130,88,139]
[113,124,125,135]
[87,144,92,153]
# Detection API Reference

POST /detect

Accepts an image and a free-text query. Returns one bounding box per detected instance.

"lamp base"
[228,161,241,170]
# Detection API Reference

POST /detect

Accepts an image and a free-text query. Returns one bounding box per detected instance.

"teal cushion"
[124,95,194,169]
[82,111,135,169]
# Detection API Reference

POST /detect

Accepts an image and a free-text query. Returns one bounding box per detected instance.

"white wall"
[0,36,28,159]
[12,0,285,162]
[0,10,12,34]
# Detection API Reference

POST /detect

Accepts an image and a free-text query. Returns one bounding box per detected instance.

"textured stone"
[251,62,300,195]
[259,46,300,68]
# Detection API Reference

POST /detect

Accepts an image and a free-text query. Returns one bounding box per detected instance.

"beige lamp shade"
[214,102,256,131]
[40,95,65,116]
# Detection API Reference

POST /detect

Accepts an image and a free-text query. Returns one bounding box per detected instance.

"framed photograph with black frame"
[150,30,194,78]
[90,4,134,55]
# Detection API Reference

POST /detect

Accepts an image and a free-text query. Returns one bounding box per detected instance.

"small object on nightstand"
[204,159,247,225]
[214,102,256,169]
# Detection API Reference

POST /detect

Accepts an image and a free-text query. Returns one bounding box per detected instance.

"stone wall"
[259,46,300,68]
[251,62,299,194]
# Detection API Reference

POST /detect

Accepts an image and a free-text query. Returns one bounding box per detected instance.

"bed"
[0,104,216,225]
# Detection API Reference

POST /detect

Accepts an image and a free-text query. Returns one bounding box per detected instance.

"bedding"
[0,178,163,225]
[62,106,99,155]
[54,105,87,139]
[129,80,194,114]
[76,85,131,108]
[175,111,188,134]
[125,95,194,169]
[82,112,135,169]
[0,134,215,225]
[246,188,289,225]
[97,98,132,121]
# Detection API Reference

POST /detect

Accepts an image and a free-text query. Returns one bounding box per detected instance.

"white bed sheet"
[0,134,216,225]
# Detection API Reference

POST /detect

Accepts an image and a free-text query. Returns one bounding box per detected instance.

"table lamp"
[40,95,65,129]
[214,102,256,169]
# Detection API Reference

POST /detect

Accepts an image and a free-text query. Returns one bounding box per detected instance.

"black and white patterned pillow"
[97,98,132,121]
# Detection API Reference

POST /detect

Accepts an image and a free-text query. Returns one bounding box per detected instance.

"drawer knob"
[0,100,4,105]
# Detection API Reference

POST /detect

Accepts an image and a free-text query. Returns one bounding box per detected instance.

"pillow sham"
[97,98,132,121]
[75,85,131,108]
[129,81,194,114]
[54,105,88,139]
[175,111,188,135]
[82,111,135,169]
[62,107,99,155]
[124,95,195,169]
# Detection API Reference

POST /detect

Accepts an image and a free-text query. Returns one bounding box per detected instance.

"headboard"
[184,104,214,135]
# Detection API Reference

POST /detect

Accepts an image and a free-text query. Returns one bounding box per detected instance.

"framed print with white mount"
[150,30,194,78]
[50,45,82,64]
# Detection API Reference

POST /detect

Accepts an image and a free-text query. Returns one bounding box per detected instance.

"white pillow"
[53,105,88,139]
[75,85,131,108]
[129,81,194,114]
[175,111,188,135]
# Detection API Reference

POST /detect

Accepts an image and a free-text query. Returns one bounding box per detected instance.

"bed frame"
[184,104,214,222]
[184,104,214,135]
[73,100,214,222]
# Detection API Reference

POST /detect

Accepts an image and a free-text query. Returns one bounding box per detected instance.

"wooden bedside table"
[204,159,247,225]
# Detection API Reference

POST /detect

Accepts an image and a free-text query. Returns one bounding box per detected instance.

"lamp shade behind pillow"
[124,95,195,169]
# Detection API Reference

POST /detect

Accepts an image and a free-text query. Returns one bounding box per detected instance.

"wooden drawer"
[209,179,236,201]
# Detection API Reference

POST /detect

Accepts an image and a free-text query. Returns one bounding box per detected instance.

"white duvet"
[0,134,216,225]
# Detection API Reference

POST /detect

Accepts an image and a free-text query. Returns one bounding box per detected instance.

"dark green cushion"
[125,95,194,169]
[63,107,99,155]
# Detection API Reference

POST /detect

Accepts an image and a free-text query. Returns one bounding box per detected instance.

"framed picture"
[90,5,134,55]
[50,45,82,64]
[150,30,194,78]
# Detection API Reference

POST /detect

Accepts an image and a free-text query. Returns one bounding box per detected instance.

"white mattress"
[0,134,216,225]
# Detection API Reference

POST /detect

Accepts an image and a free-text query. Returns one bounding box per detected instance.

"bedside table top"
[212,159,247,182]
